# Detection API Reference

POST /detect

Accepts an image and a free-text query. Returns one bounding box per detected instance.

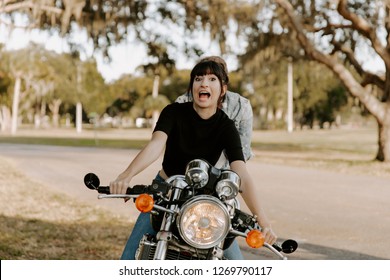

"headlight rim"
[177,195,231,249]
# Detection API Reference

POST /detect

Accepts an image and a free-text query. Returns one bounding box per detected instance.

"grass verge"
[0,157,131,259]
[249,128,390,178]
[0,136,148,149]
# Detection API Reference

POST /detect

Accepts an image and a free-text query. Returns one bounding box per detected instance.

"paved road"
[1,143,389,260]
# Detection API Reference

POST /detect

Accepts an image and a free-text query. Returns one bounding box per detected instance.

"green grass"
[0,136,148,149]
[251,128,377,155]
[248,128,390,178]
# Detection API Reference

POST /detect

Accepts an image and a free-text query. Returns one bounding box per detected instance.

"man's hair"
[199,56,229,76]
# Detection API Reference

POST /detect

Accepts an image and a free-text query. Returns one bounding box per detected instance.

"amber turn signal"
[135,194,154,213]
[246,229,265,248]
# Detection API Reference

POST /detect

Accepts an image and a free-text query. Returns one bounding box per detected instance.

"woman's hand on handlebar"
[109,174,132,194]
[261,226,277,245]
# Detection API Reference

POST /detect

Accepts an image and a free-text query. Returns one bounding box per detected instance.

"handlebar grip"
[272,243,283,252]
[97,186,110,194]
[96,185,148,195]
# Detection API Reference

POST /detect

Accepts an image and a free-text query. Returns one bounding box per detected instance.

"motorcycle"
[84,159,298,260]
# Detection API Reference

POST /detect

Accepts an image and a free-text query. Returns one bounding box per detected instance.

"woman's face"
[192,74,226,110]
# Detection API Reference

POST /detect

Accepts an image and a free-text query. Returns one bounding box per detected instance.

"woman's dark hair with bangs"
[187,60,229,96]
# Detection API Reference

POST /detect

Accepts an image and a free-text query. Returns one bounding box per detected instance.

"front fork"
[153,176,186,260]
[210,242,225,260]
[149,175,226,260]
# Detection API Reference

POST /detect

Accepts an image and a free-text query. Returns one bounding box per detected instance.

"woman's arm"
[230,160,277,245]
[110,131,167,194]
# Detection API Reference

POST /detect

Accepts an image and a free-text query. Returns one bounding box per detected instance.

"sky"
[0,24,165,82]
[0,23,238,83]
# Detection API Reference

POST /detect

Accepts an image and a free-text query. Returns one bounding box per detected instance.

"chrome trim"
[176,195,231,249]
[215,170,240,200]
[185,159,210,188]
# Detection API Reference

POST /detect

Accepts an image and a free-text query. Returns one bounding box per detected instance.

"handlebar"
[84,173,171,196]
[271,239,298,254]
[83,172,298,259]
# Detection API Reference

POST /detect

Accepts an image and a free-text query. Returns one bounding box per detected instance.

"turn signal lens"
[246,229,265,248]
[135,194,154,213]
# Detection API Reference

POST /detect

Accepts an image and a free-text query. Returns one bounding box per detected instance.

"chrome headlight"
[177,196,231,249]
[185,159,209,188]
[215,170,240,200]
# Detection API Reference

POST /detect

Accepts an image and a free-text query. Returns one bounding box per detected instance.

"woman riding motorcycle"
[109,60,277,260]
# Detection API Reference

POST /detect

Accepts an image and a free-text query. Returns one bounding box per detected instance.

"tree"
[0,44,13,131]
[5,0,388,162]
[77,58,108,116]
[269,0,390,161]
[159,69,190,102]
[157,0,389,161]
[0,43,108,131]
[106,74,154,120]
[1,1,180,130]
[1,0,148,57]
[4,44,60,133]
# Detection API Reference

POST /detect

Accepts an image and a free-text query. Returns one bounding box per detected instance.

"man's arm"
[238,97,254,161]
[175,92,192,103]
[225,92,254,161]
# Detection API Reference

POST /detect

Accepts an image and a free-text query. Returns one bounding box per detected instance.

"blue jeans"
[120,174,244,260]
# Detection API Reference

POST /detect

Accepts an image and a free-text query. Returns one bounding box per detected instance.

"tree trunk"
[0,105,11,132]
[49,99,62,128]
[376,107,390,161]
[11,76,22,135]
[34,100,47,129]
[287,58,293,133]
[76,102,82,133]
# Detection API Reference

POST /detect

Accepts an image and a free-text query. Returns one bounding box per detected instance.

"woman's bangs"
[192,62,218,77]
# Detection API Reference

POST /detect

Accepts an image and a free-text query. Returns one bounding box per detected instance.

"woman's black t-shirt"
[153,102,244,176]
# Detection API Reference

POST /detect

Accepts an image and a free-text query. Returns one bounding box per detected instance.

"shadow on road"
[242,239,385,260]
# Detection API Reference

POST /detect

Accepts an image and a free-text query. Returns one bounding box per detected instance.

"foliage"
[105,74,154,118]
[77,59,109,115]
[143,94,170,118]
[269,0,390,161]
[240,52,349,129]
[159,69,190,102]
[1,0,148,57]
[0,61,12,106]
[0,44,109,126]
[293,61,349,128]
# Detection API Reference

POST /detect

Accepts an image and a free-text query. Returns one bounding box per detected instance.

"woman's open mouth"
[199,91,211,100]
